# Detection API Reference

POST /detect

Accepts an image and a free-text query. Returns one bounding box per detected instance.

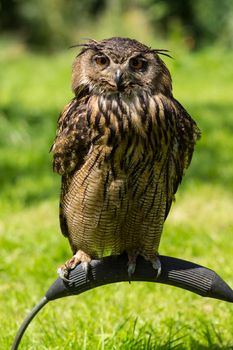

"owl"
[51,37,200,280]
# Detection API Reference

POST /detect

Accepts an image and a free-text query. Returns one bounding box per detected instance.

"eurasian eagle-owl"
[51,37,200,279]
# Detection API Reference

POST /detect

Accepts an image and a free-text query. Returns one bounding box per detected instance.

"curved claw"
[127,262,136,278]
[57,267,74,283]
[153,256,162,278]
[57,250,92,283]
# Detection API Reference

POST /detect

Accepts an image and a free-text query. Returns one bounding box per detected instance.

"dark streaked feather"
[51,97,91,175]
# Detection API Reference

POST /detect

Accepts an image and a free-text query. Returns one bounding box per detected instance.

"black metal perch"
[11,254,233,349]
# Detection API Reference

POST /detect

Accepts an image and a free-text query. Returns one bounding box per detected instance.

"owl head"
[71,37,172,98]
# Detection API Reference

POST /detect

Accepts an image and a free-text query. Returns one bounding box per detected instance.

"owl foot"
[127,249,161,280]
[57,250,91,282]
[127,252,137,280]
[153,257,162,276]
[143,252,162,278]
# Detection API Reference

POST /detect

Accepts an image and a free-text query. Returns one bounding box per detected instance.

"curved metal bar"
[11,254,233,349]
[46,254,233,302]
[11,297,48,350]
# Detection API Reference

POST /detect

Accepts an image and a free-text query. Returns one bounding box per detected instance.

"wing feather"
[51,97,91,175]
[164,97,201,219]
[51,96,91,238]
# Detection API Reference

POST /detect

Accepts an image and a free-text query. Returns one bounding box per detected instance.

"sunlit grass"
[1,42,233,349]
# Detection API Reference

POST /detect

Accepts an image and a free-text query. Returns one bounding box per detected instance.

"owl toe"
[57,266,72,282]
[127,262,136,280]
[152,256,162,277]
[57,250,92,282]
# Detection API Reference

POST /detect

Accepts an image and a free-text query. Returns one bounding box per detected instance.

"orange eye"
[94,55,109,67]
[130,57,147,70]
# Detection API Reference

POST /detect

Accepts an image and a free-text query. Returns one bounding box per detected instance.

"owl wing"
[164,98,201,219]
[51,97,91,175]
[51,97,91,238]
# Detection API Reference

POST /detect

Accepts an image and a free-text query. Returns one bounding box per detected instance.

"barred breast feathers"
[52,91,200,178]
[86,92,200,155]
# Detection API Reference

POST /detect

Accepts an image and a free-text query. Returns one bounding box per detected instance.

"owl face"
[72,37,172,97]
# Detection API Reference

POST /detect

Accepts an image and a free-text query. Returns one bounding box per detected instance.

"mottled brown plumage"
[51,37,200,278]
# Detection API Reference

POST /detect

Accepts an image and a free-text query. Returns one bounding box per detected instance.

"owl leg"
[127,248,138,279]
[57,250,91,282]
[142,251,162,277]
[127,249,161,279]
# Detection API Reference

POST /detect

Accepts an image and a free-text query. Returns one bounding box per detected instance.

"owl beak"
[115,69,124,90]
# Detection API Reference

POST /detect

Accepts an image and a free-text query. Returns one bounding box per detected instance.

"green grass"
[1,41,233,349]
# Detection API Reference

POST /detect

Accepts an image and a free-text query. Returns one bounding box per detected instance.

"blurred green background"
[1,0,233,50]
[1,1,233,349]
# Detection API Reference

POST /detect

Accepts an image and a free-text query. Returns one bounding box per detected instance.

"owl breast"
[62,92,175,258]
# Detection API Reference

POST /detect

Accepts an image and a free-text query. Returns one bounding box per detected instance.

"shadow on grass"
[0,153,59,205]
[0,104,60,206]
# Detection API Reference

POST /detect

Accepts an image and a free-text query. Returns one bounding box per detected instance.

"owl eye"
[129,57,147,71]
[94,55,109,67]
